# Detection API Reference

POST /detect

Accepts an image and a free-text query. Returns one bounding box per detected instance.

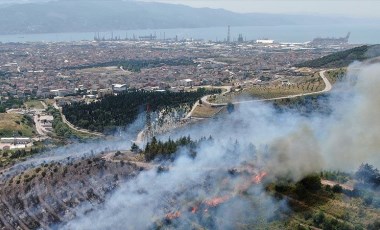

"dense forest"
[143,136,196,161]
[62,58,195,72]
[296,45,380,68]
[62,89,221,133]
[118,58,195,72]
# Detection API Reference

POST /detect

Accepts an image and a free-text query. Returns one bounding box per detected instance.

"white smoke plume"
[323,62,380,170]
[0,112,145,181]
[62,62,380,228]
[0,62,377,228]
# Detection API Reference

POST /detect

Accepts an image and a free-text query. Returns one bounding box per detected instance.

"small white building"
[85,94,96,99]
[256,39,275,44]
[50,89,73,97]
[39,115,54,130]
[281,80,291,86]
[1,137,32,144]
[179,79,193,87]
[112,84,128,93]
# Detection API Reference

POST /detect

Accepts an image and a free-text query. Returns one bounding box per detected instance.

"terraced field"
[210,72,326,103]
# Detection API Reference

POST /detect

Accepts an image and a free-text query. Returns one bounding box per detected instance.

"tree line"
[118,58,195,72]
[61,58,195,72]
[143,136,195,161]
[296,45,375,68]
[47,106,73,138]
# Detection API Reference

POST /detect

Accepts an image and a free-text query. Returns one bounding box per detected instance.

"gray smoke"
[323,62,380,170]
[64,62,380,229]
[0,112,145,181]
[63,139,278,229]
[11,62,380,228]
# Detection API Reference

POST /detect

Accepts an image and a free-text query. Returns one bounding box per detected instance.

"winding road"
[185,85,232,118]
[200,70,332,107]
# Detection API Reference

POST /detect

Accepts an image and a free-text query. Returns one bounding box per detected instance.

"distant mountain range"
[0,0,373,35]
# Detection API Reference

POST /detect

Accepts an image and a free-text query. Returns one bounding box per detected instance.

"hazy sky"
[0,0,379,19]
[141,0,380,19]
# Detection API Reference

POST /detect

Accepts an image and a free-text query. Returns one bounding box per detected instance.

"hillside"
[62,89,221,133]
[296,45,380,68]
[0,141,378,229]
[0,113,35,138]
[0,155,141,229]
[0,0,366,35]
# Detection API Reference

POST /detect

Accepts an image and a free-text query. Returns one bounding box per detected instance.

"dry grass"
[211,73,325,103]
[24,100,44,109]
[191,104,224,118]
[0,113,35,137]
[270,185,380,229]
[326,68,347,85]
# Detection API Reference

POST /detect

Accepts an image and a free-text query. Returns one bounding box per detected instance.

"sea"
[0,23,379,44]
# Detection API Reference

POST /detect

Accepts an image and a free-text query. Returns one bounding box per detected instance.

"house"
[256,39,275,44]
[98,88,113,98]
[179,79,193,87]
[281,80,291,86]
[1,137,32,144]
[50,89,73,97]
[112,84,128,93]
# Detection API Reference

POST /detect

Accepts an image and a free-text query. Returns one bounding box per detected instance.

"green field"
[24,100,44,109]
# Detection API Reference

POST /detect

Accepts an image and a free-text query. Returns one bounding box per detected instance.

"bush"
[332,184,343,193]
[300,173,322,191]
[367,220,380,230]
[313,211,325,227]
[363,196,373,206]
[295,182,307,199]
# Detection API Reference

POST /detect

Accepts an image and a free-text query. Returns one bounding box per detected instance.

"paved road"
[185,85,232,118]
[32,102,50,140]
[33,114,50,140]
[201,70,332,106]
[41,101,48,109]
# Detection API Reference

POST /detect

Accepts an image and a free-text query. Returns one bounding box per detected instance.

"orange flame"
[166,211,181,220]
[191,206,198,214]
[252,171,267,184]
[204,195,230,207]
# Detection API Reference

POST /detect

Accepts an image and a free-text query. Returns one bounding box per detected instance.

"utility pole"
[145,103,152,143]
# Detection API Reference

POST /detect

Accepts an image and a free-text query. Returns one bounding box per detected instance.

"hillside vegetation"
[0,113,35,138]
[296,45,380,68]
[62,89,221,133]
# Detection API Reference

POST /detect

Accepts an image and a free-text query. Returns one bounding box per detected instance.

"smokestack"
[227,25,231,43]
